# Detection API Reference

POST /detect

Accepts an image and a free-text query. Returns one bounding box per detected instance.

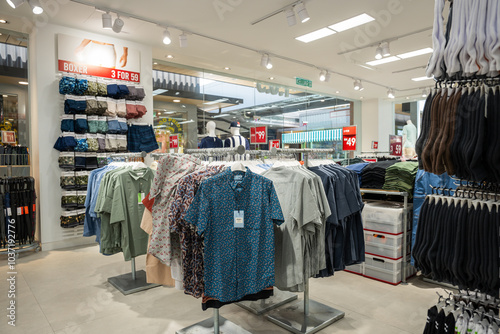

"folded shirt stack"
[361,160,398,189]
[382,161,419,196]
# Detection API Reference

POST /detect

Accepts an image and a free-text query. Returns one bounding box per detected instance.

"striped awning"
[282,128,342,144]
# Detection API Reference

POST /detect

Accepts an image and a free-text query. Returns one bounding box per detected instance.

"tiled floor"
[0,245,443,333]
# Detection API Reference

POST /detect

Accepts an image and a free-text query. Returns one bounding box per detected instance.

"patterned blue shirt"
[185,167,284,303]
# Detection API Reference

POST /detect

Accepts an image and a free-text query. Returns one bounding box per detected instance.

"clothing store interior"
[1,0,499,333]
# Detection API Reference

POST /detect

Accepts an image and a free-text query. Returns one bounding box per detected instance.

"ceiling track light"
[284,7,296,27]
[353,79,362,91]
[422,88,428,97]
[7,0,25,9]
[102,12,112,29]
[112,14,124,33]
[28,0,43,14]
[179,32,188,47]
[375,45,383,60]
[162,28,171,45]
[261,53,272,69]
[387,88,395,99]
[319,70,330,82]
[294,1,310,23]
[381,41,391,57]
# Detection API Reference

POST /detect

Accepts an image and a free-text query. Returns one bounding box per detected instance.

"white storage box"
[345,263,363,275]
[364,231,402,247]
[364,254,403,272]
[364,231,411,259]
[364,265,402,285]
[365,241,402,259]
[362,201,413,234]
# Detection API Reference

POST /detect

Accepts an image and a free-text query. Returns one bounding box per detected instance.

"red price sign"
[389,135,402,156]
[1,131,16,144]
[372,141,379,150]
[250,126,268,144]
[342,126,357,151]
[269,139,280,149]
[169,135,179,149]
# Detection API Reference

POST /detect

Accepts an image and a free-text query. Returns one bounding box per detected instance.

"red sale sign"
[389,135,402,156]
[372,141,379,150]
[250,126,268,144]
[269,139,280,148]
[342,126,357,151]
[169,135,179,149]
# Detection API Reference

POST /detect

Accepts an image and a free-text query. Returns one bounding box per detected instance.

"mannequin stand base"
[236,289,298,315]
[176,316,251,334]
[108,270,159,295]
[266,299,345,334]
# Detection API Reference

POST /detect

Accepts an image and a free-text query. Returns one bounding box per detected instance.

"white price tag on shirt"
[234,210,244,228]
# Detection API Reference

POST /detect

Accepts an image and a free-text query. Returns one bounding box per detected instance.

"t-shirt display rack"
[105,152,159,296]
[357,188,411,284]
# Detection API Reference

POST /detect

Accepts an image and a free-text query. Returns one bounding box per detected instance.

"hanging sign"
[1,131,16,144]
[389,135,403,156]
[342,126,357,151]
[269,139,280,149]
[57,34,141,82]
[250,126,268,144]
[296,77,312,88]
[371,141,379,150]
[169,135,179,149]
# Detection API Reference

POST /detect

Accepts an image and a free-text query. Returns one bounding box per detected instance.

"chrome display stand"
[107,257,159,295]
[266,280,345,334]
[359,188,409,284]
[176,309,251,334]
[236,289,298,315]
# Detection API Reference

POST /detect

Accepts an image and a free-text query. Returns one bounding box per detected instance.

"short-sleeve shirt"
[109,168,153,261]
[184,167,284,303]
[200,136,223,149]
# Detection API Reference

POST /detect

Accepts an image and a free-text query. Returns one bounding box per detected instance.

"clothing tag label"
[7,208,12,216]
[24,206,29,214]
[234,174,243,181]
[138,193,145,204]
[17,207,22,216]
[234,210,244,228]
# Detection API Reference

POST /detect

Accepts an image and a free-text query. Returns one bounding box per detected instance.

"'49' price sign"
[342,126,357,151]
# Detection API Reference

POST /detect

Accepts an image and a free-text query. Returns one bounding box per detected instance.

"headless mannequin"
[231,127,240,137]
[403,120,417,158]
[199,121,223,148]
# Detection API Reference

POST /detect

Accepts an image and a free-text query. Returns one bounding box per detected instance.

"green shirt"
[109,167,153,261]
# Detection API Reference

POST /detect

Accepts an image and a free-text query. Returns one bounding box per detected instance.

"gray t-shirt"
[402,123,417,148]
[262,167,323,291]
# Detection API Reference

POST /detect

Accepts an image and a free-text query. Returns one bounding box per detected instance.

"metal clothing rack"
[264,148,345,334]
[106,152,159,295]
[359,188,410,284]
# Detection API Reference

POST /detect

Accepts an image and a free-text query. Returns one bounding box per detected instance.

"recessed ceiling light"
[335,90,340,94]
[18,81,28,85]
[296,27,336,43]
[366,56,400,66]
[321,99,325,102]
[397,47,433,59]
[224,67,230,70]
[182,105,186,108]
[406,96,409,99]
[173,99,181,103]
[0,19,7,24]
[360,97,364,99]
[328,13,375,32]
[412,76,434,81]
[153,62,158,65]
[2,94,8,97]
[175,92,180,95]
[166,54,174,59]
[269,77,274,80]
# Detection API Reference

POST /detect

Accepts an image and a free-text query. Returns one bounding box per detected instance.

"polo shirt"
[200,136,223,149]
[109,167,153,261]
[185,167,284,303]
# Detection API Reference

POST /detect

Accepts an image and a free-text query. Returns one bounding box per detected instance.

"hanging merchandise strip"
[422,290,500,334]
[412,185,500,297]
[416,79,500,183]
[426,0,500,80]
[0,177,37,249]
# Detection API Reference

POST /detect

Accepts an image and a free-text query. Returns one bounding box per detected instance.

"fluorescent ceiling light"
[179,119,194,124]
[18,81,28,85]
[328,13,374,32]
[412,76,434,81]
[7,0,24,9]
[397,47,433,59]
[213,114,229,118]
[204,98,228,105]
[152,89,168,96]
[296,27,336,43]
[173,99,181,103]
[366,56,400,66]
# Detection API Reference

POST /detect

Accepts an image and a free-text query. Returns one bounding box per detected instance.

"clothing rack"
[105,153,159,295]
[264,148,345,334]
[359,188,410,284]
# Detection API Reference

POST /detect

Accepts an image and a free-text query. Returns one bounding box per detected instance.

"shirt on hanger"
[185,167,284,303]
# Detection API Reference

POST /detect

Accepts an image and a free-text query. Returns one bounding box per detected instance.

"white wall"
[30,23,153,250]
[377,99,394,153]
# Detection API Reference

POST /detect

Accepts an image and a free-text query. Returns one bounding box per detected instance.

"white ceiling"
[0,0,436,100]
